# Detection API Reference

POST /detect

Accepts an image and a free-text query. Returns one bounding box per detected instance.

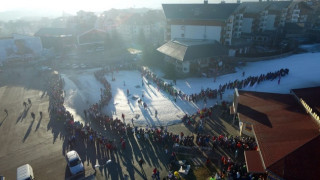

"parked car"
[66,150,84,175]
[16,164,34,180]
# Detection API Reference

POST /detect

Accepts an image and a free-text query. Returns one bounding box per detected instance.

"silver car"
[66,151,84,175]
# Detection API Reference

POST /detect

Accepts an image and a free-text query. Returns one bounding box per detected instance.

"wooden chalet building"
[231,86,320,179]
[157,39,227,74]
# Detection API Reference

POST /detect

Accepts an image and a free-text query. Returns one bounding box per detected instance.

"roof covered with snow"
[157,40,227,61]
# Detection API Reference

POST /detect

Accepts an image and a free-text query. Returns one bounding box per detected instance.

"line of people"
[140,67,289,103]
[48,73,66,119]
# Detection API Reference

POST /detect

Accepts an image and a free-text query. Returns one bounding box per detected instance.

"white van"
[17,164,34,180]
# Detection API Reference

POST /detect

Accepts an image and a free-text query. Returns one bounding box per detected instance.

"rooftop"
[244,151,265,173]
[237,90,320,168]
[157,40,227,61]
[162,3,240,21]
[292,86,320,116]
[237,1,291,14]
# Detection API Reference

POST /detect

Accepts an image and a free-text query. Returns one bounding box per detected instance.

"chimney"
[204,0,208,4]
[237,0,241,4]
[221,0,226,4]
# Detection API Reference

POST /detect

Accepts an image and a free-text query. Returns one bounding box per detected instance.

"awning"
[244,151,265,173]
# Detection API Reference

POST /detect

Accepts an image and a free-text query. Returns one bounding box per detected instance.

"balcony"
[224,33,232,38]
[260,16,267,22]
[259,22,265,26]
[235,14,243,20]
[292,14,299,18]
[260,11,268,16]
[293,10,300,14]
[234,28,242,32]
[234,22,242,26]
[235,19,243,24]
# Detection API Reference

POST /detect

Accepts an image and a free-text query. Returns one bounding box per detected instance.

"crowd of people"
[217,156,249,180]
[46,64,274,179]
[48,73,68,120]
[140,67,289,103]
[66,121,122,151]
[94,69,112,107]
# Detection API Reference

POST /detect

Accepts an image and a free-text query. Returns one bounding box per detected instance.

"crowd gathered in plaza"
[43,63,282,179]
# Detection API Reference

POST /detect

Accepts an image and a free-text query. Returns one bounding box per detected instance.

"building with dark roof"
[162,3,239,21]
[158,1,319,74]
[291,86,320,121]
[232,86,320,179]
[157,39,227,73]
[35,27,106,52]
[162,2,240,44]
[158,1,238,74]
[34,28,76,50]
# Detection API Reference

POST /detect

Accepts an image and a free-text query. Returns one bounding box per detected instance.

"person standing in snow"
[122,113,125,122]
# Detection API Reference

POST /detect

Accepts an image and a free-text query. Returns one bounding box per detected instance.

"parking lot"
[0,63,96,179]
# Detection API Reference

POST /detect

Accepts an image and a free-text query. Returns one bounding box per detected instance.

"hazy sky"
[1,0,251,13]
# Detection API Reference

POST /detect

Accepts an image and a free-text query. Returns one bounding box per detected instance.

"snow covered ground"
[61,51,320,126]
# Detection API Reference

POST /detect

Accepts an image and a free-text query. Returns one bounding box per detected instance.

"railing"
[300,98,320,121]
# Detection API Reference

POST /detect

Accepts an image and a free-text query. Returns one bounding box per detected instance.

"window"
[70,158,81,167]
[181,33,184,38]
